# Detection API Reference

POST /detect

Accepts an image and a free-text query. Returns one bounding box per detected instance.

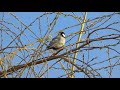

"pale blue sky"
[0,12,120,78]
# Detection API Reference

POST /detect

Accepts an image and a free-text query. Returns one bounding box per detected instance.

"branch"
[0,34,119,77]
[60,56,91,78]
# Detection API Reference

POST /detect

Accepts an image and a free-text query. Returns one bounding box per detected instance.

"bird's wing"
[49,37,58,46]
[48,36,60,47]
[51,36,58,41]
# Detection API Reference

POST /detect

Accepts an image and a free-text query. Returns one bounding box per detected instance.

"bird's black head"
[60,32,65,38]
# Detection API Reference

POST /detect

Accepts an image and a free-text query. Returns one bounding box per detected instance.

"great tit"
[47,31,65,50]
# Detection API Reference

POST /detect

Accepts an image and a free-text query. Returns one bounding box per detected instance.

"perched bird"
[47,31,65,50]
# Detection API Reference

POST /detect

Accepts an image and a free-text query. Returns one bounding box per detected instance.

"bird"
[47,31,66,50]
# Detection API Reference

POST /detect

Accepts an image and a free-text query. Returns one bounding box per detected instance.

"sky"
[0,12,120,78]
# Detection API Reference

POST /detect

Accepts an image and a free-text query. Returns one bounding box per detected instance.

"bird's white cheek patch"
[62,34,65,38]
